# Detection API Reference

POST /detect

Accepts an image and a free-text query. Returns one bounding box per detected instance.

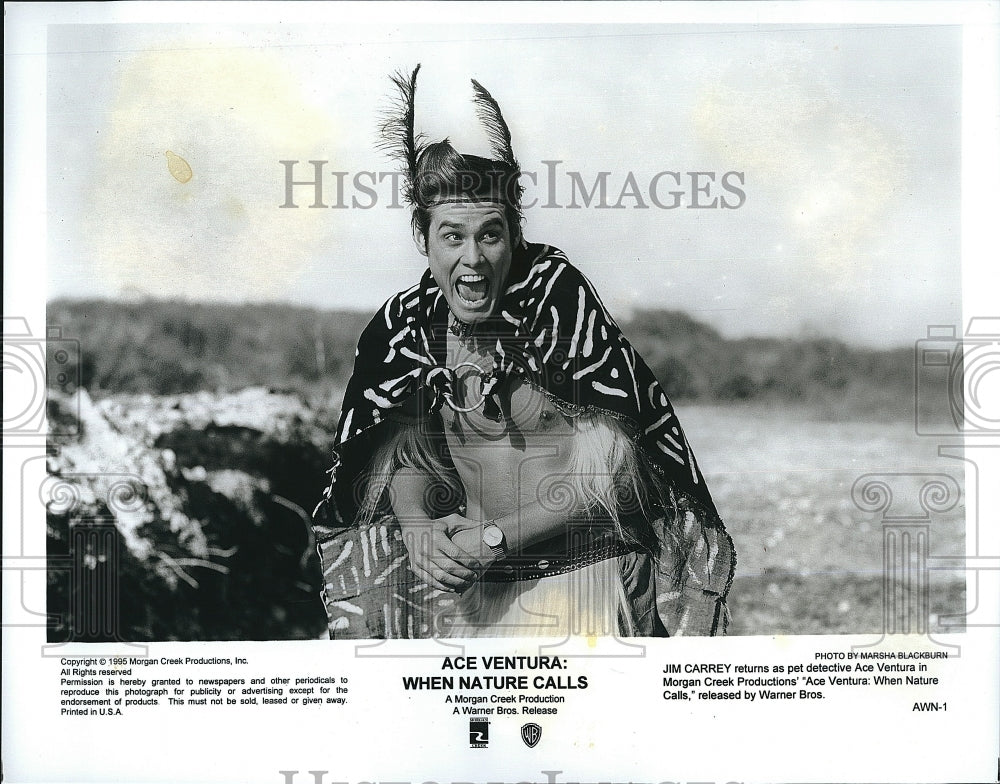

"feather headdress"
[470,78,519,170]
[376,64,427,206]
[377,64,521,208]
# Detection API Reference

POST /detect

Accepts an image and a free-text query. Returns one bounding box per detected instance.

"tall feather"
[470,79,519,170]
[376,64,424,202]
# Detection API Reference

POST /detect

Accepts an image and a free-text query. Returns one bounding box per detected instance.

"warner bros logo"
[521,722,542,748]
[469,715,489,748]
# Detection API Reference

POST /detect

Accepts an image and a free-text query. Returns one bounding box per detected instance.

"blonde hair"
[357,412,680,636]
[359,413,674,536]
[567,414,674,545]
[356,421,462,528]
[565,414,681,636]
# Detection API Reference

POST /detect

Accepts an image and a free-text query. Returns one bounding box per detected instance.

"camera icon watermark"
[2,316,81,441]
[915,317,1000,436]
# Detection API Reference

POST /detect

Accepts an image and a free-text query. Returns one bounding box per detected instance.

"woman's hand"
[398,515,482,592]
[448,527,491,567]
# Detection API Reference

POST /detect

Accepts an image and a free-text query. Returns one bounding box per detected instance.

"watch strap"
[482,521,506,559]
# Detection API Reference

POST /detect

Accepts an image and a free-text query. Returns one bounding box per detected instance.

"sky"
[45,22,963,347]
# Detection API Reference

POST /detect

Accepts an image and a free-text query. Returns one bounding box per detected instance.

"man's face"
[416,201,515,324]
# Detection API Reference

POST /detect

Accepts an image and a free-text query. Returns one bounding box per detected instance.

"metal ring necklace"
[442,361,489,413]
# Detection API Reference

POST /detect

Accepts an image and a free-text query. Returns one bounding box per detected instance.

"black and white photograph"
[4,3,999,783]
[40,18,969,642]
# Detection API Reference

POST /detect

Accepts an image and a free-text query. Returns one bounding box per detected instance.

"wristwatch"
[482,521,506,560]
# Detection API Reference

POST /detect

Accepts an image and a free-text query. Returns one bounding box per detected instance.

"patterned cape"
[313,241,736,638]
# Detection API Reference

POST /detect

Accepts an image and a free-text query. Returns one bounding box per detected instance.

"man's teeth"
[456,274,489,305]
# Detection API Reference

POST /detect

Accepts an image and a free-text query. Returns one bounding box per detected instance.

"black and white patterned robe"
[314,241,735,638]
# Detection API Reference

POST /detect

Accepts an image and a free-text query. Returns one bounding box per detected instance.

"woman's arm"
[388,445,483,593]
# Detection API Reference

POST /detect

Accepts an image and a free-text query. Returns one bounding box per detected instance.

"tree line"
[47,298,915,418]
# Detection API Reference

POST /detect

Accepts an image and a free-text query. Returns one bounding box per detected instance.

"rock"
[46,387,333,641]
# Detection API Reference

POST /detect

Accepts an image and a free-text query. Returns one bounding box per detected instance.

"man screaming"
[313,65,735,639]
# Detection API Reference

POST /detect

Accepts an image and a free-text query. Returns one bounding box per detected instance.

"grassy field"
[679,404,967,635]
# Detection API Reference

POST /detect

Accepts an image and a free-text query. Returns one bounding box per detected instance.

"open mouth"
[455,274,490,307]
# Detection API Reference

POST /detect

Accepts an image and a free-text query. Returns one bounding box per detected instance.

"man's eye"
[480,232,500,243]
[444,233,462,242]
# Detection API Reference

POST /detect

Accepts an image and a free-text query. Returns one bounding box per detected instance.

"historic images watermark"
[279,161,746,211]
[912,318,1000,637]
[914,318,1000,437]
[2,316,80,444]
[847,317,1000,653]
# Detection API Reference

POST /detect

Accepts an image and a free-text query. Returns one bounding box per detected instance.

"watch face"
[483,525,503,547]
